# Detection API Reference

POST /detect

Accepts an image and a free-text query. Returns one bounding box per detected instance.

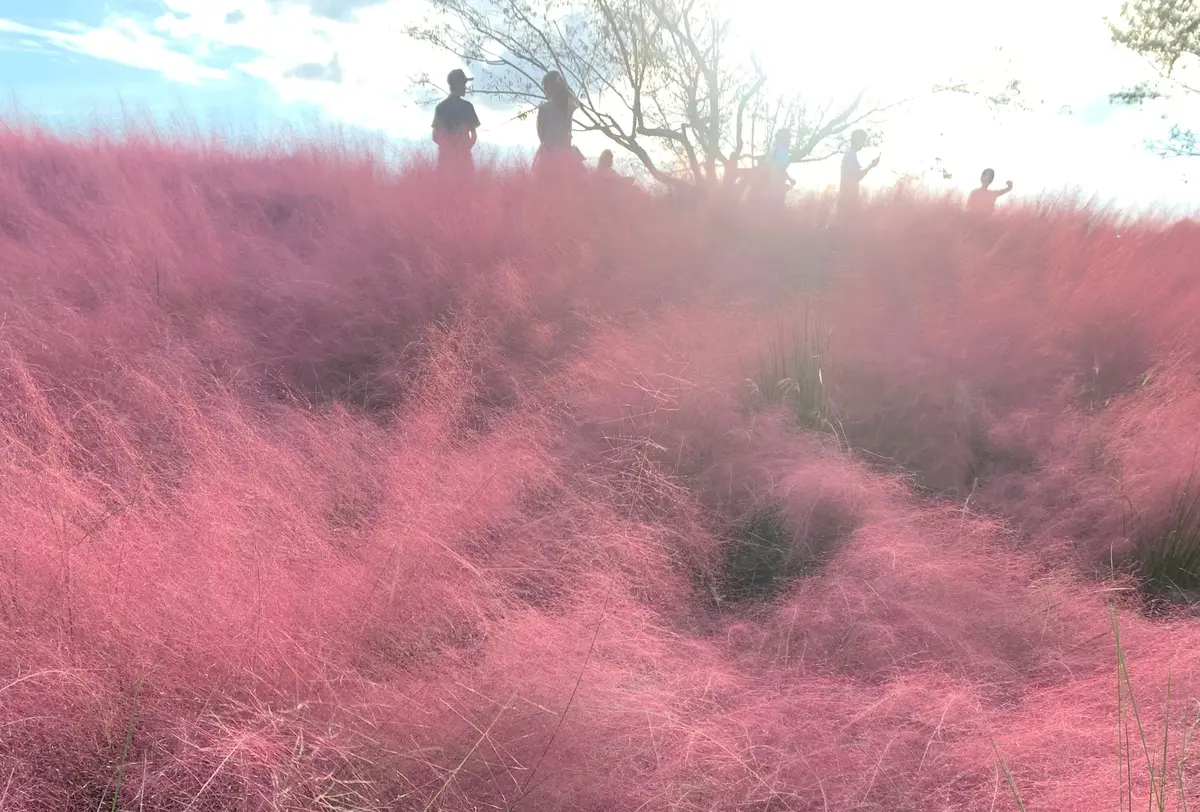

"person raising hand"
[966,168,1013,214]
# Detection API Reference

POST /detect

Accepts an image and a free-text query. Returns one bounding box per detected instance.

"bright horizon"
[2,0,1198,214]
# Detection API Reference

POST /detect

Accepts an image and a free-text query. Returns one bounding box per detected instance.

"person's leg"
[837,192,860,224]
[439,149,474,183]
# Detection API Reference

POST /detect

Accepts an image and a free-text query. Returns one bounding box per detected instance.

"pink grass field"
[1,125,1199,811]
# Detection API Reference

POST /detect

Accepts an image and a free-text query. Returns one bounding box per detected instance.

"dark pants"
[438,148,475,177]
[837,190,861,222]
[533,146,584,178]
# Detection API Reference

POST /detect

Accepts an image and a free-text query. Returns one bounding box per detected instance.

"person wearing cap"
[432,68,481,172]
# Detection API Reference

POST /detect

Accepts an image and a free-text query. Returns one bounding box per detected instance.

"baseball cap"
[447,68,472,85]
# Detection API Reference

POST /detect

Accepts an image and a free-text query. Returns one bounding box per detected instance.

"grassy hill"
[1,126,1198,811]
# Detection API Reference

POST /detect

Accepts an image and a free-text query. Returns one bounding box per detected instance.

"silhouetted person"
[839,129,879,217]
[596,149,616,175]
[534,71,582,176]
[594,149,635,194]
[764,128,796,204]
[431,69,480,173]
[967,168,1013,214]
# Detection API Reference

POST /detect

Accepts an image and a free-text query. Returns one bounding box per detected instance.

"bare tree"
[1109,0,1200,156]
[406,0,901,188]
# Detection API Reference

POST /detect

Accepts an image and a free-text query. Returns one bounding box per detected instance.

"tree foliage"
[407,0,893,187]
[1109,0,1200,156]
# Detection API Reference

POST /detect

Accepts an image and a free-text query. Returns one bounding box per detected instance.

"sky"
[1,0,1198,213]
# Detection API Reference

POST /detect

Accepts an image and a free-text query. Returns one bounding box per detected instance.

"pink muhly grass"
[2,124,1200,811]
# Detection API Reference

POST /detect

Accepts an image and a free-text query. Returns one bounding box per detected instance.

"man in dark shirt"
[432,69,480,172]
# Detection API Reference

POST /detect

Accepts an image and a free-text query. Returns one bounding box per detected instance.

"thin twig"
[181,736,246,812]
[510,577,616,809]
[0,766,15,809]
[422,693,516,812]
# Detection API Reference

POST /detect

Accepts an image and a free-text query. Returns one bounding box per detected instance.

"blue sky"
[1,0,1198,212]
[0,1,329,136]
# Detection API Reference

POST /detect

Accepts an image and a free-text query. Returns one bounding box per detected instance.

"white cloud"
[725,0,1141,103]
[0,16,227,84]
[110,0,474,141]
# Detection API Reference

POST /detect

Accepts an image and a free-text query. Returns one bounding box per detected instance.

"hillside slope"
[1,129,1198,811]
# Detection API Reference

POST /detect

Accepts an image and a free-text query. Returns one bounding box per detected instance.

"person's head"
[774,128,792,148]
[447,68,471,97]
[980,168,995,187]
[543,70,567,101]
[850,129,868,150]
[598,149,614,170]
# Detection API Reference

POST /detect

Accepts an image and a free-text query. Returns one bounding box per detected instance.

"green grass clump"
[745,304,837,434]
[1135,477,1200,605]
[720,506,795,604]
[719,504,845,605]
[1109,601,1199,812]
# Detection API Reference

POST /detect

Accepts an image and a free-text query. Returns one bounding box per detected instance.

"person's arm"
[536,104,547,145]
[859,155,880,181]
[468,105,480,149]
[566,96,579,140]
[431,108,444,145]
[995,180,1013,198]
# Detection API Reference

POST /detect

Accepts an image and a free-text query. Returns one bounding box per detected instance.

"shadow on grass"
[718,502,854,606]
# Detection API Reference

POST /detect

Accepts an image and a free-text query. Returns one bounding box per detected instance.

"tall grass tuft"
[991,737,1028,812]
[1135,475,1200,604]
[1109,600,1200,812]
[1000,602,1200,812]
[745,302,837,434]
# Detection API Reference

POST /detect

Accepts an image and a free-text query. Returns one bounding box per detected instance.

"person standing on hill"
[596,149,616,176]
[432,69,480,173]
[534,70,582,175]
[764,128,797,204]
[838,129,879,218]
[594,149,636,190]
[966,168,1013,214]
